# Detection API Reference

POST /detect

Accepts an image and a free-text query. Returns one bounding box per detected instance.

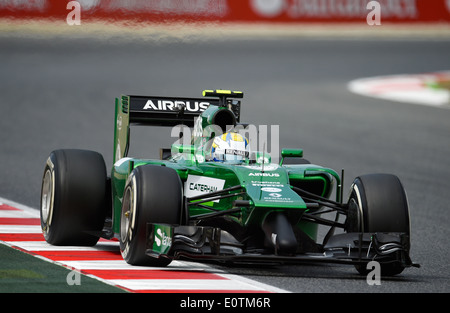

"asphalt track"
[1,29,450,293]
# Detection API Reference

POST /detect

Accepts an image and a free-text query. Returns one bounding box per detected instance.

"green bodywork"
[111,91,342,241]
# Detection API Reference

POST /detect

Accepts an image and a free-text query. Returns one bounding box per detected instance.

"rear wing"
[122,95,219,127]
[113,91,242,163]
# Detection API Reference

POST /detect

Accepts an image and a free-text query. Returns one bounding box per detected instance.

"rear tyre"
[119,165,183,266]
[347,173,410,276]
[40,149,107,246]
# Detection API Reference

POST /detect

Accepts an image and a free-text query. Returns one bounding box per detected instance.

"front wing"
[145,224,419,269]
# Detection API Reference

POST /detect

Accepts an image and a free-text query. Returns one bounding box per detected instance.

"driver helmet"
[210,132,249,163]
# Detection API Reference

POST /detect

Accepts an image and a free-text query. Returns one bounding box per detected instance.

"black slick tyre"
[40,149,107,246]
[119,165,183,266]
[347,173,410,276]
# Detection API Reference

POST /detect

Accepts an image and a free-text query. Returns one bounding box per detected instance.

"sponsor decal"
[263,195,293,203]
[255,185,294,202]
[143,99,210,112]
[261,187,282,192]
[155,227,172,247]
[251,181,284,187]
[250,0,418,19]
[189,182,218,193]
[151,225,173,255]
[249,172,280,177]
[225,149,249,157]
[184,175,225,202]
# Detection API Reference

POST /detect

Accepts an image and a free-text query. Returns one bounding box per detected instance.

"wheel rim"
[41,169,54,226]
[120,185,135,243]
[351,183,364,232]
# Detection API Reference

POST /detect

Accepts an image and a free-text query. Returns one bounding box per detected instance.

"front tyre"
[40,149,107,246]
[119,165,183,266]
[347,173,410,276]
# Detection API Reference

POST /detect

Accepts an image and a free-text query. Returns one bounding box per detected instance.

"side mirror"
[280,149,304,165]
[281,149,303,158]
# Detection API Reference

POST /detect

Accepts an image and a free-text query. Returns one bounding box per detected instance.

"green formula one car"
[40,90,419,275]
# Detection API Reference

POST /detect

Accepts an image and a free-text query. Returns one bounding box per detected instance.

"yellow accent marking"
[202,90,214,96]
[202,89,243,96]
[215,89,232,94]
